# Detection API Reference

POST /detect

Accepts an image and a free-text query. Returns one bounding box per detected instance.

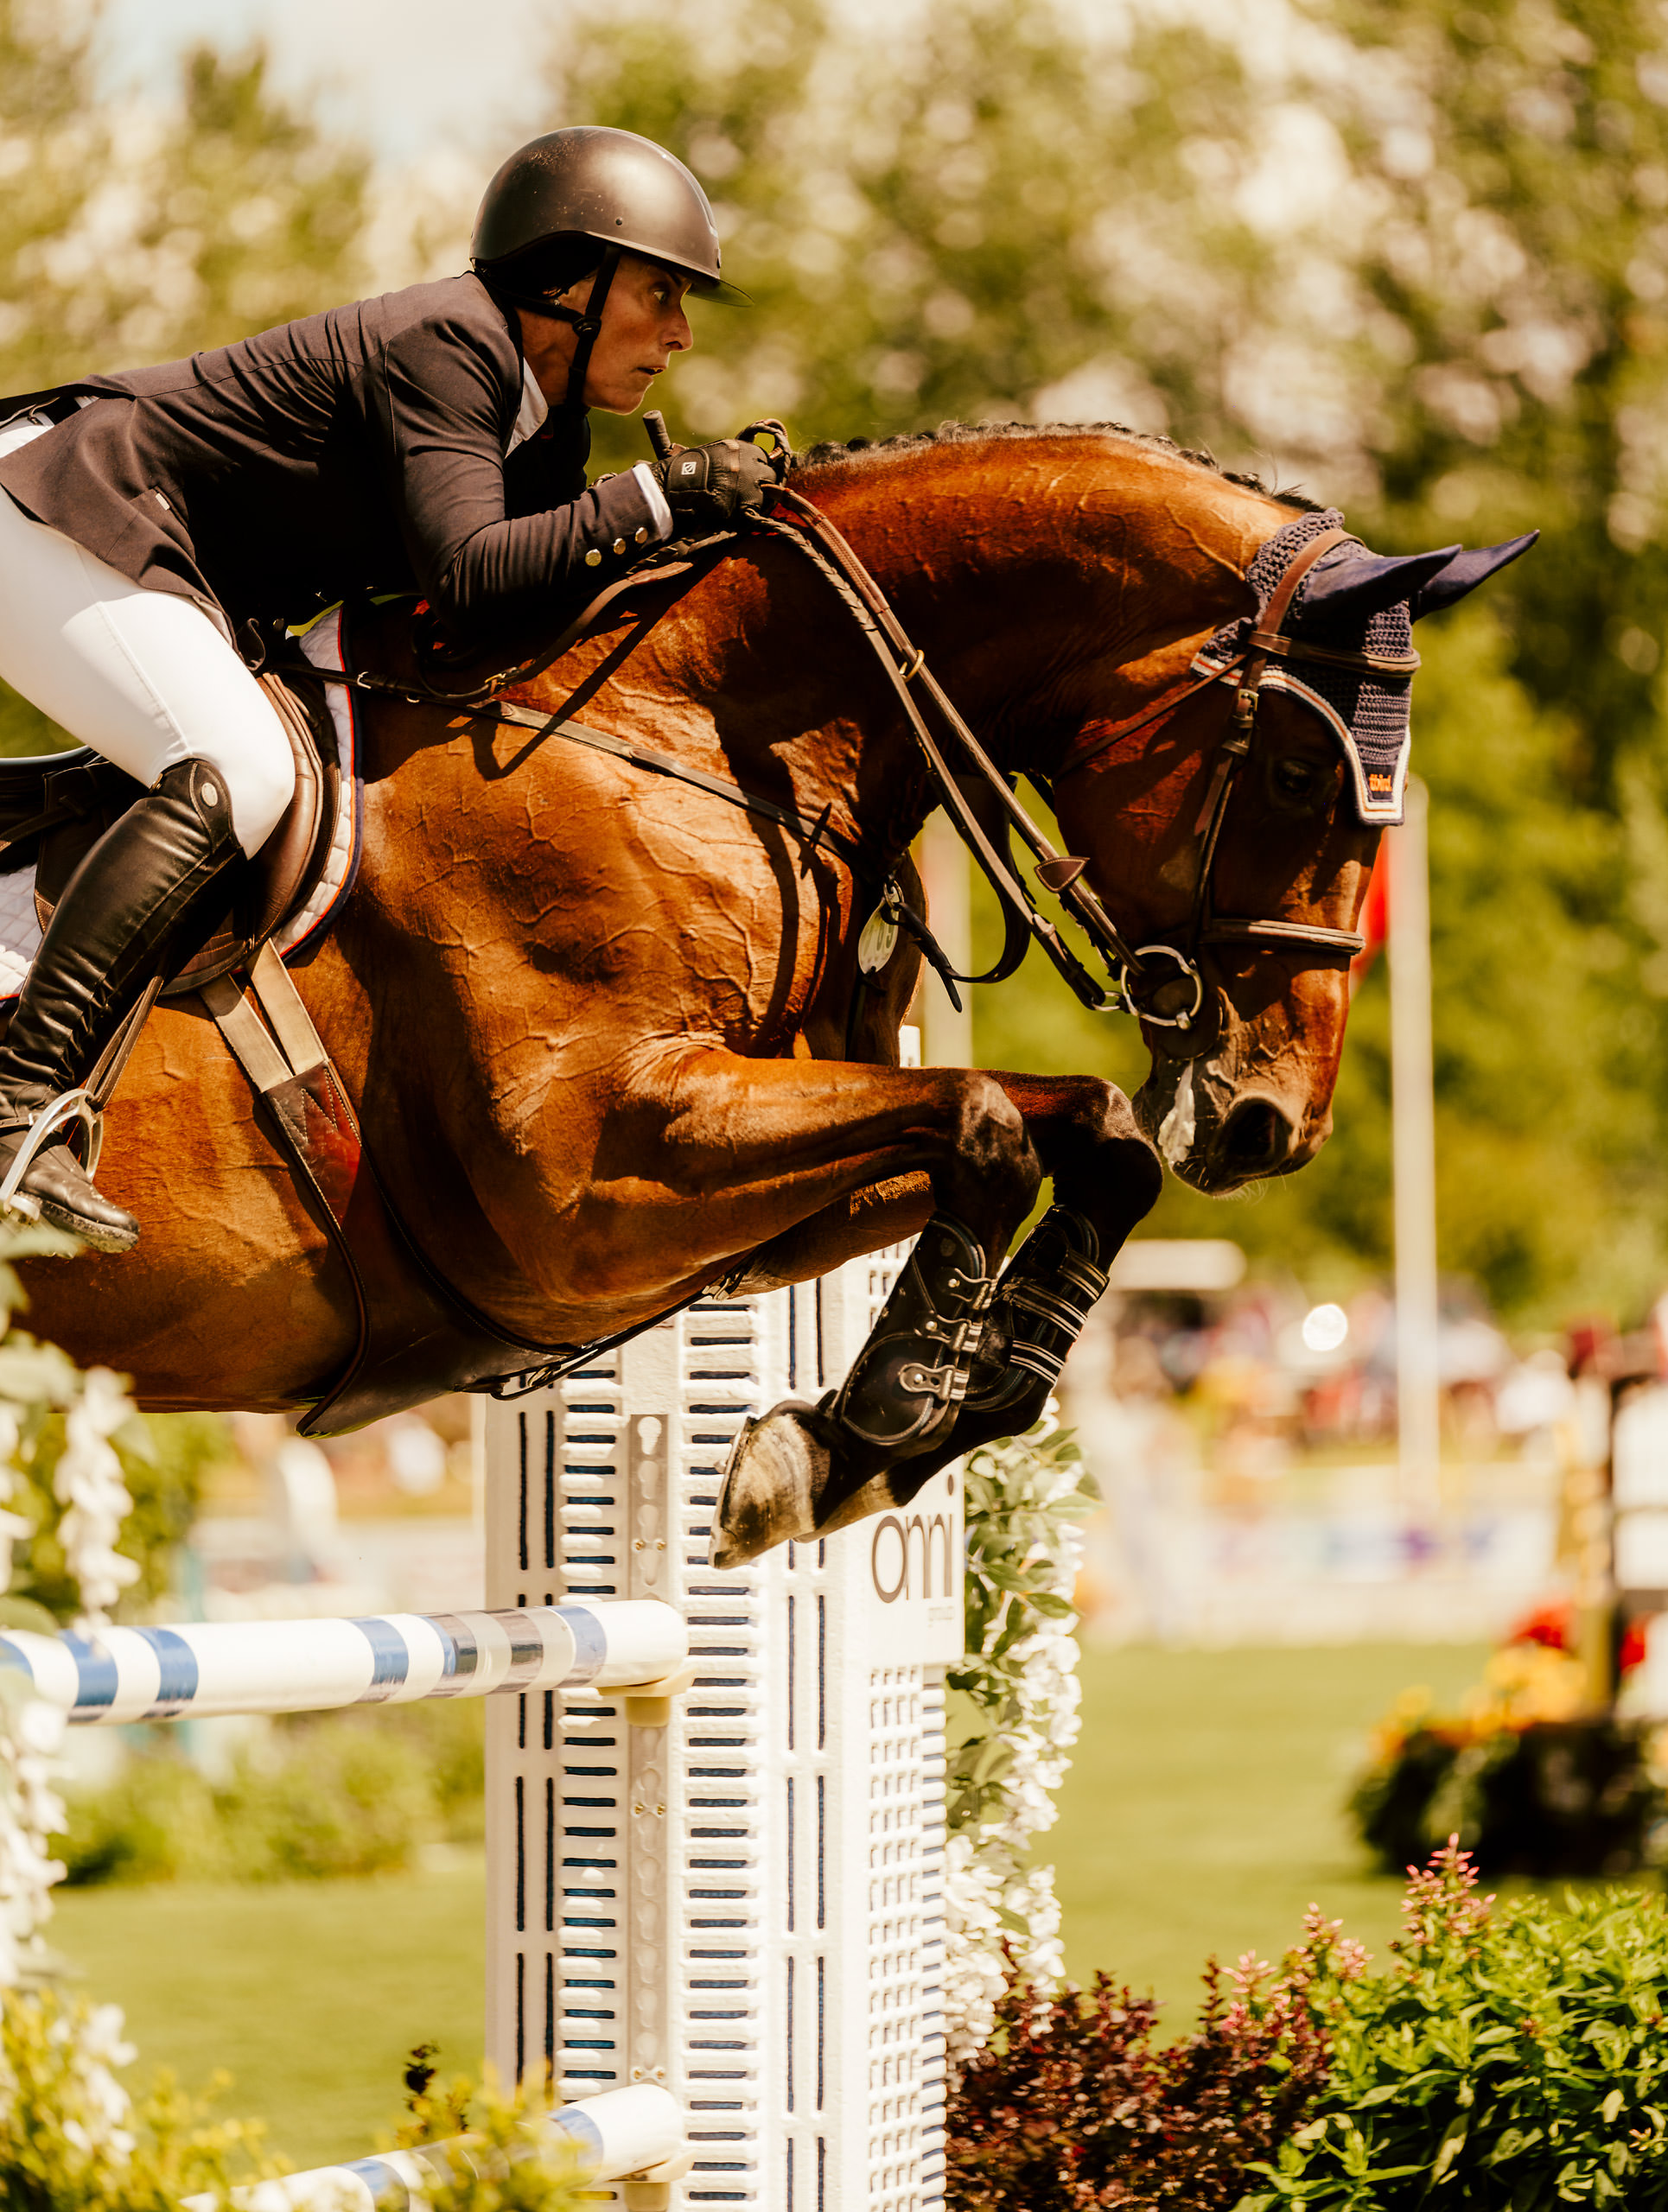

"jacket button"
[584,548,602,567]
[612,537,626,555]
[634,526,648,543]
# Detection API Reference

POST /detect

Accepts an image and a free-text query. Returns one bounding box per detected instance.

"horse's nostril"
[1221,1098,1293,1174]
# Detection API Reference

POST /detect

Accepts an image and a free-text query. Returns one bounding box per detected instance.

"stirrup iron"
[0,1088,105,1222]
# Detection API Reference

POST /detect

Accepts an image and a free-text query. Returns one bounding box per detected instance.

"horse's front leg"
[939,1071,1162,1464]
[711,1072,1162,1567]
[729,1072,1158,1293]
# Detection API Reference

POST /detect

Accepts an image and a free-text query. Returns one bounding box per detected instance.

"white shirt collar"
[508,359,549,454]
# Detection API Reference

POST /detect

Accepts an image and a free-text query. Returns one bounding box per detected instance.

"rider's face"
[522,253,693,415]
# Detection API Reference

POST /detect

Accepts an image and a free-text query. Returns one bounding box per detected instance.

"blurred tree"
[555,0,1312,474]
[1313,0,1668,799]
[550,0,1668,1322]
[0,9,371,755]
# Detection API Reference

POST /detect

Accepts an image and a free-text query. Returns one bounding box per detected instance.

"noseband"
[1050,525,1417,1050]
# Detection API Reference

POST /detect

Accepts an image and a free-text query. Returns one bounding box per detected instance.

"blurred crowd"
[1087,1247,1591,1484]
[1060,1240,1643,1648]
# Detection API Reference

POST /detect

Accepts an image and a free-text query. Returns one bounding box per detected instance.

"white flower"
[55,1367,139,1630]
[943,1424,1092,2074]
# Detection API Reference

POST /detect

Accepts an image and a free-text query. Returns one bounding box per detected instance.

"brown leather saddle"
[0,664,341,989]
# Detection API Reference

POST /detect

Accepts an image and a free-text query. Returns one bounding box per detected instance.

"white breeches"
[0,416,296,858]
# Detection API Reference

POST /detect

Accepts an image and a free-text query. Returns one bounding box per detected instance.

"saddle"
[0,612,594,1437]
[0,665,341,991]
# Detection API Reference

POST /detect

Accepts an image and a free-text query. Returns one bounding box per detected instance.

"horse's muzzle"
[1218,1094,1297,1179]
[1135,1063,1320,1195]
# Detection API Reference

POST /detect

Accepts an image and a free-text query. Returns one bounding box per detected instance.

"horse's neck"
[800,441,1272,785]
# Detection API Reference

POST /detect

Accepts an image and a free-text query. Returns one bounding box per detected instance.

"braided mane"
[793,418,1326,515]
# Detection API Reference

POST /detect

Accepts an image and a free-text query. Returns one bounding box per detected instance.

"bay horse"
[12,424,1529,1563]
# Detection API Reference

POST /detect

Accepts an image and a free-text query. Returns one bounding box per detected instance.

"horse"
[12,422,1528,1562]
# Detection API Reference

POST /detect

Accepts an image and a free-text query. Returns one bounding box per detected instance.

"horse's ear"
[1295,545,1461,629]
[1408,531,1539,621]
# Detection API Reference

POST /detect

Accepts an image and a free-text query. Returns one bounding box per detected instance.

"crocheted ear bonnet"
[1191,508,1417,826]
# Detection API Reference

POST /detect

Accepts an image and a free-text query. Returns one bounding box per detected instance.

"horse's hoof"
[710,1401,833,1567]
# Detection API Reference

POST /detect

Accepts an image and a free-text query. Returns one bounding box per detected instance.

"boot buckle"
[0,1088,105,1221]
[897,1358,968,1405]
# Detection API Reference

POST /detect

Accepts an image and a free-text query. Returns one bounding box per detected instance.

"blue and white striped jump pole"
[0,1600,687,1725]
[183,2083,687,2212]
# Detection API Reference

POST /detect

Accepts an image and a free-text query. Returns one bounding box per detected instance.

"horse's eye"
[1271,757,1320,803]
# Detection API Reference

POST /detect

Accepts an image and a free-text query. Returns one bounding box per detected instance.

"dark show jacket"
[0,274,659,648]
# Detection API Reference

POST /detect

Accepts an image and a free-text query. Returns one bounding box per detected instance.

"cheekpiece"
[1191,508,1417,827]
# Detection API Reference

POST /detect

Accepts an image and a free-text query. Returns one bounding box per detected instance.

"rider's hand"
[653,439,775,535]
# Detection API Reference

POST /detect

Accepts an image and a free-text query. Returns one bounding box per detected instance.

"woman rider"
[0,125,772,1255]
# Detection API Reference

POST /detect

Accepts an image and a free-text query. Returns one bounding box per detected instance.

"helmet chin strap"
[491,243,622,416]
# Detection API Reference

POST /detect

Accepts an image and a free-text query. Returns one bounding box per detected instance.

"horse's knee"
[941,1071,1041,1221]
[1057,1077,1162,1220]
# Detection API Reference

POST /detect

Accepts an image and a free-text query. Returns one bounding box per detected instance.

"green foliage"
[392,2065,595,2212]
[555,0,1266,473]
[0,1985,277,2212]
[1244,1847,1668,2209]
[3,1409,227,1628]
[947,1848,1668,2208]
[0,9,371,760]
[1346,1647,1668,1878]
[1315,0,1668,799]
[946,1425,1095,1837]
[1351,1718,1666,1882]
[60,1700,484,1887]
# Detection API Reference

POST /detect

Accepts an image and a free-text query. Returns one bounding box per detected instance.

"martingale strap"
[480,701,976,1007]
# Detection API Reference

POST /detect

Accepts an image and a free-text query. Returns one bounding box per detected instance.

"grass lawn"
[51,1859,487,2171]
[1049,1639,1489,2017]
[48,1641,1486,2165]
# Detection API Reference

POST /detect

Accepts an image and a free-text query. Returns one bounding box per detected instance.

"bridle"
[748,495,1416,1058]
[1047,524,1419,1050]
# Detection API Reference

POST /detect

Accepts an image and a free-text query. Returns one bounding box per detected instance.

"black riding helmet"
[471,126,742,412]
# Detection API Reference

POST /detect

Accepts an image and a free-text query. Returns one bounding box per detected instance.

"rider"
[0,125,774,1254]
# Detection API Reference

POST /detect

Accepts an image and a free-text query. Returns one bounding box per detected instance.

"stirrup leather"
[0,1088,105,1221]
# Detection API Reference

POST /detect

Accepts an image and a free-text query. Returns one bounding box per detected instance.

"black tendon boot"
[943,1205,1109,1454]
[0,760,243,1250]
[710,1213,996,1568]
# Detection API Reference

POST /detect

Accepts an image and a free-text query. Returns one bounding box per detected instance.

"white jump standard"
[8,1249,955,2211]
[483,1250,962,2212]
[0,1599,687,1723]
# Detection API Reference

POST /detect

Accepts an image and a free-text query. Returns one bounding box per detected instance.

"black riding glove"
[653,439,776,535]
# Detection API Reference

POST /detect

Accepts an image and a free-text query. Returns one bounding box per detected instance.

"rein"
[290,453,1388,1055]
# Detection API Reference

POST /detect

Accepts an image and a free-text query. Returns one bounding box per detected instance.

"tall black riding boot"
[0,759,243,1251]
